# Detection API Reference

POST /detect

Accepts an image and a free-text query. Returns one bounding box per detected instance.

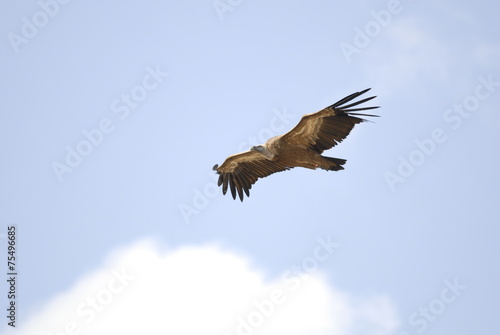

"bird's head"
[250,145,265,153]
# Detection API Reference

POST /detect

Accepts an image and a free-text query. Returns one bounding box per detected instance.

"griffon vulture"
[213,88,379,201]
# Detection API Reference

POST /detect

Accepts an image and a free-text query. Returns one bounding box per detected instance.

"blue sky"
[1,0,499,334]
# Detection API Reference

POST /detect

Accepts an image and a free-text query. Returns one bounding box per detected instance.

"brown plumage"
[213,88,379,201]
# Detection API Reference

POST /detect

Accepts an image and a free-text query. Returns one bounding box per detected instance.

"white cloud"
[13,240,400,335]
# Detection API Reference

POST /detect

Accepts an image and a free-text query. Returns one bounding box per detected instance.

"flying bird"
[213,88,379,201]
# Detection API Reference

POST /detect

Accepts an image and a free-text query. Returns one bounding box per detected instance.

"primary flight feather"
[213,88,379,201]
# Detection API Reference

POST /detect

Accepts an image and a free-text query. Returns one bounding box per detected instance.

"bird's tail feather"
[323,156,346,171]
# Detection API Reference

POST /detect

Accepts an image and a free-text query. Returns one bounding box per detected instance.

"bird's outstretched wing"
[280,88,379,154]
[213,151,291,201]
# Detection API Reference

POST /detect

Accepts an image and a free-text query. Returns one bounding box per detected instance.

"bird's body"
[213,88,379,201]
[257,136,344,170]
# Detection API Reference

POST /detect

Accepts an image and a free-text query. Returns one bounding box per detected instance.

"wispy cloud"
[359,18,452,96]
